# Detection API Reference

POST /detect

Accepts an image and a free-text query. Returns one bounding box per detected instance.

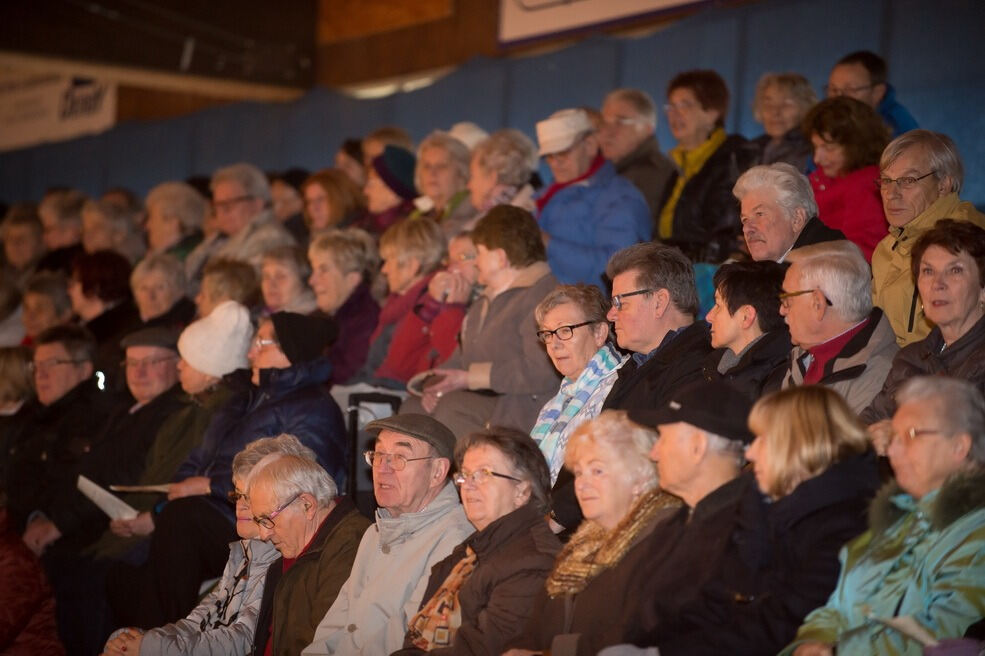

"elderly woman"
[413,205,560,437]
[467,129,538,222]
[260,246,316,315]
[131,253,196,330]
[392,428,561,656]
[360,145,417,235]
[301,168,367,239]
[20,272,72,345]
[196,258,260,317]
[786,376,985,655]
[863,221,985,436]
[307,228,380,385]
[872,130,985,345]
[751,72,817,171]
[82,198,146,264]
[804,96,890,260]
[410,131,478,237]
[505,411,680,656]
[144,181,207,260]
[658,69,759,263]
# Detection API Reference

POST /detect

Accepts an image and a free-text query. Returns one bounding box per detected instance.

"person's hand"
[868,419,893,456]
[429,271,472,304]
[167,476,211,500]
[23,517,61,556]
[792,642,834,656]
[421,369,468,413]
[102,628,144,655]
[109,512,155,538]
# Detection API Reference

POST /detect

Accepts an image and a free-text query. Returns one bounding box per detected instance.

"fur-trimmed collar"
[868,468,985,536]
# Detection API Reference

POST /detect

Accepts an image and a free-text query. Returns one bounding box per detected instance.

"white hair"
[247,452,337,508]
[733,163,819,220]
[897,376,985,467]
[706,432,746,468]
[232,433,317,480]
[211,162,271,203]
[788,240,873,322]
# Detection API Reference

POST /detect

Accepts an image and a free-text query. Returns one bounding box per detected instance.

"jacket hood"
[375,482,469,549]
[868,468,985,536]
[254,356,333,396]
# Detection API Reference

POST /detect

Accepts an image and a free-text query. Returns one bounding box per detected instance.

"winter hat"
[177,300,252,378]
[371,145,418,201]
[536,108,593,156]
[120,326,179,351]
[269,312,338,365]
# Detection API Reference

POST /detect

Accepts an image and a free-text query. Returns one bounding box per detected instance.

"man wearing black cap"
[304,413,474,656]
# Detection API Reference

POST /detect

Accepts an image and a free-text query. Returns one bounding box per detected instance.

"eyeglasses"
[601,116,645,130]
[875,172,935,191]
[824,83,874,96]
[213,195,255,212]
[252,493,301,529]
[252,337,278,351]
[611,288,653,310]
[227,489,247,503]
[364,450,435,471]
[453,468,522,487]
[890,427,944,444]
[536,321,597,343]
[778,288,833,309]
[30,358,85,374]
[122,355,178,370]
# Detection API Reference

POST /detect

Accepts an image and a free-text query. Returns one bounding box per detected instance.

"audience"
[130,253,196,330]
[335,138,366,188]
[0,277,22,346]
[81,198,146,264]
[826,50,918,137]
[268,168,310,245]
[303,414,474,655]
[410,131,477,237]
[360,145,417,235]
[871,130,985,345]
[301,168,367,239]
[196,257,260,317]
[751,72,817,170]
[20,271,73,345]
[260,245,317,315]
[361,125,414,168]
[535,107,651,285]
[2,203,45,289]
[36,189,86,275]
[143,181,207,260]
[803,96,890,260]
[467,128,538,220]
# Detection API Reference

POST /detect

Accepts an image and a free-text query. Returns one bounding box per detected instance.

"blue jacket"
[538,161,651,286]
[175,359,347,521]
[878,84,919,137]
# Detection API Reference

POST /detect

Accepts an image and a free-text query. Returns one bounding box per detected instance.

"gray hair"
[752,72,817,123]
[535,283,610,326]
[706,431,746,468]
[606,242,699,317]
[232,433,317,481]
[248,452,337,508]
[880,130,963,194]
[211,162,272,203]
[309,227,379,279]
[896,376,985,467]
[40,189,87,225]
[145,181,207,234]
[471,129,538,188]
[24,271,72,317]
[564,410,659,493]
[131,252,186,297]
[788,240,872,322]
[416,131,471,192]
[603,88,657,128]
[733,163,819,220]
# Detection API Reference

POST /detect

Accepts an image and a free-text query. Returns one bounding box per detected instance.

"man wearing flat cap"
[305,414,474,656]
[535,107,651,286]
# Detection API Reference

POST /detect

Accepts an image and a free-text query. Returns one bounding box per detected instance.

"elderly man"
[535,108,651,286]
[599,88,675,228]
[304,414,474,655]
[249,452,371,656]
[185,162,295,285]
[736,163,845,262]
[826,50,917,137]
[776,241,897,413]
[871,130,985,346]
[786,376,985,655]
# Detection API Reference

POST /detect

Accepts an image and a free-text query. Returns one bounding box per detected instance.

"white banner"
[0,73,116,152]
[499,0,703,44]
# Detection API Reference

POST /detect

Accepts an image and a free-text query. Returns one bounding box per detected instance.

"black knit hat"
[629,380,755,445]
[269,312,338,365]
[371,145,417,200]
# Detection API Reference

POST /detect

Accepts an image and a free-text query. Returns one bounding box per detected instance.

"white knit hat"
[536,108,593,156]
[177,300,252,378]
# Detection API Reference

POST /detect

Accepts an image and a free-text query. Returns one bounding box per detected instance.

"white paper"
[109,483,171,494]
[77,475,139,520]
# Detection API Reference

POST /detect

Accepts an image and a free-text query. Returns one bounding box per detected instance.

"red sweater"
[810,165,886,261]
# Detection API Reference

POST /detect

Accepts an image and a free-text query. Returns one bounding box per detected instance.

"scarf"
[406,545,479,650]
[658,127,728,239]
[545,489,680,597]
[535,152,606,212]
[531,343,627,482]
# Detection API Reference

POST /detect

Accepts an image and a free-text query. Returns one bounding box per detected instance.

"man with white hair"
[599,88,676,228]
[535,107,651,286]
[776,241,897,412]
[735,163,845,262]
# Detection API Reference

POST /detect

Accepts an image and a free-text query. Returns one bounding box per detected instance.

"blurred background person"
[301,169,367,246]
[360,145,418,235]
[130,253,195,331]
[36,189,86,276]
[81,198,146,264]
[195,258,260,318]
[268,168,310,245]
[751,72,817,171]
[2,203,45,290]
[144,181,207,261]
[20,272,73,346]
[468,128,538,221]
[410,131,477,237]
[260,246,316,316]
[334,138,366,188]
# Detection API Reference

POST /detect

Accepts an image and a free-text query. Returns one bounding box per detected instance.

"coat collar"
[375,482,468,548]
[868,468,985,536]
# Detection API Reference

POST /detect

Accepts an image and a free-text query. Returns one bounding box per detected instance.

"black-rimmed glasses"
[536,321,596,343]
[611,288,653,310]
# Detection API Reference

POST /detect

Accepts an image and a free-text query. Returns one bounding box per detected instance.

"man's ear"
[652,288,671,319]
[791,207,808,233]
[432,457,451,486]
[872,82,888,105]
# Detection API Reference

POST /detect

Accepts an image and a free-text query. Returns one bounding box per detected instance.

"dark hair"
[836,50,888,86]
[340,138,363,164]
[24,271,72,317]
[606,242,699,317]
[713,260,788,334]
[35,323,97,363]
[667,70,730,128]
[910,219,985,287]
[470,205,546,268]
[802,97,890,171]
[71,250,132,303]
[2,203,42,237]
[455,427,551,515]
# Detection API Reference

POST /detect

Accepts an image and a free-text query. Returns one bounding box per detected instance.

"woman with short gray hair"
[145,181,207,260]
[467,129,538,220]
[131,253,196,328]
[411,130,478,237]
[751,72,817,171]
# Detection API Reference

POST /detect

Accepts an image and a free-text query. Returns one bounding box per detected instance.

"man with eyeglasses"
[534,107,651,286]
[826,50,918,138]
[305,413,473,656]
[599,88,675,231]
[774,241,897,413]
[871,130,985,346]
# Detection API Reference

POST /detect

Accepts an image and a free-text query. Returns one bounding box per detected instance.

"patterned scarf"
[531,343,626,482]
[406,546,479,650]
[545,489,680,597]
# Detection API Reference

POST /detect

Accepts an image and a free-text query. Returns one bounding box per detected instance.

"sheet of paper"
[77,475,139,520]
[109,483,171,494]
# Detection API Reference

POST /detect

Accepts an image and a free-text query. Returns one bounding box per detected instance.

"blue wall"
[2,0,983,206]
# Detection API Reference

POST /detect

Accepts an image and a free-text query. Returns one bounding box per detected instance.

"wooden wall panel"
[318,0,454,43]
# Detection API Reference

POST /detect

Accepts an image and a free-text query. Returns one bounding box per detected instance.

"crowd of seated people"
[1,47,984,656]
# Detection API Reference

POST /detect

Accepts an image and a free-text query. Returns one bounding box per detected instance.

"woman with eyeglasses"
[392,427,560,656]
[530,284,626,534]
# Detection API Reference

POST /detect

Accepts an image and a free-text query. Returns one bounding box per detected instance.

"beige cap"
[536,108,593,156]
